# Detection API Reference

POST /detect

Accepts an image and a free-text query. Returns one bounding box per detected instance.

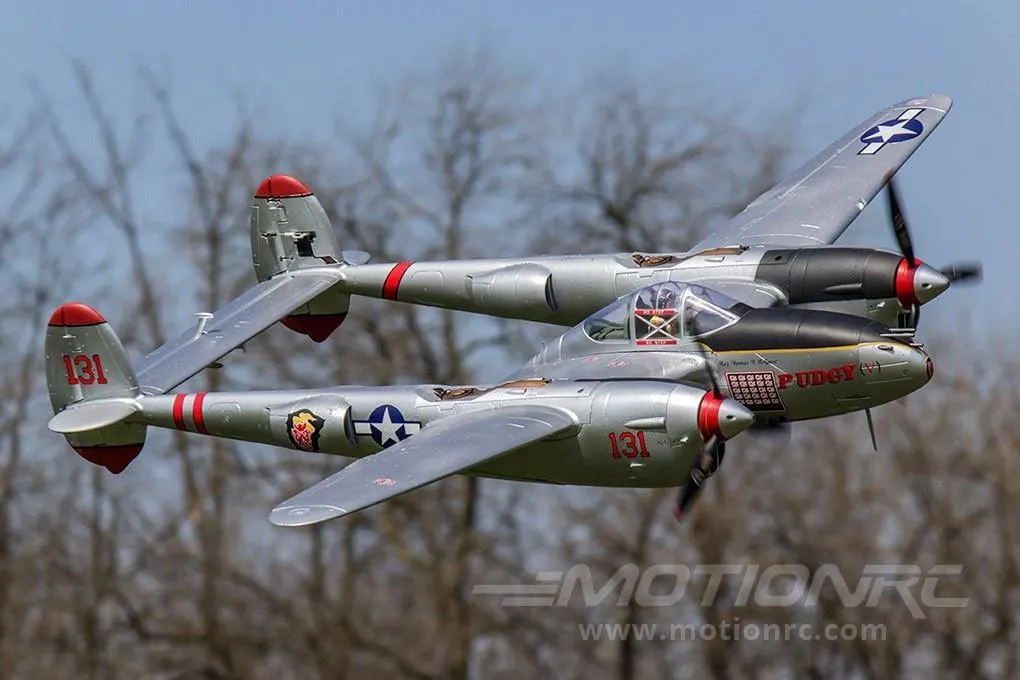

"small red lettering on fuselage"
[778,363,857,389]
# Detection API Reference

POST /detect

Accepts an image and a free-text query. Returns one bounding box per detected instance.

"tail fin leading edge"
[45,303,146,473]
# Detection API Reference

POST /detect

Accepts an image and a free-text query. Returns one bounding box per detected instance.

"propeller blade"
[707,365,722,397]
[673,440,726,522]
[885,179,983,325]
[673,480,705,522]
[940,262,983,283]
[887,179,916,265]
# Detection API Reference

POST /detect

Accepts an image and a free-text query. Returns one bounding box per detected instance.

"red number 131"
[62,354,109,386]
[609,431,650,458]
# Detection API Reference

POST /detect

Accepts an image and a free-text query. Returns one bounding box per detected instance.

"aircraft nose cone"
[894,346,934,391]
[717,399,756,440]
[858,342,933,391]
[913,263,950,305]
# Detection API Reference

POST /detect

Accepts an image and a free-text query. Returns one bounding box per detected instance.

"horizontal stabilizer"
[341,250,371,266]
[135,268,343,394]
[48,398,141,434]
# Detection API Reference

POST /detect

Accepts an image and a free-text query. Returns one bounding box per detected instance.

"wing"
[135,268,343,394]
[269,405,578,527]
[690,94,951,250]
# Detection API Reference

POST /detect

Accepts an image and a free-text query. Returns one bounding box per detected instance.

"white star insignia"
[863,120,918,144]
[371,406,403,446]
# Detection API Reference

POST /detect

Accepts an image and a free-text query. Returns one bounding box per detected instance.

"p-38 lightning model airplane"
[44,94,964,524]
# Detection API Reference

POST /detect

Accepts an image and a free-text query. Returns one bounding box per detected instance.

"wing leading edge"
[269,405,578,527]
[135,268,343,395]
[690,94,952,251]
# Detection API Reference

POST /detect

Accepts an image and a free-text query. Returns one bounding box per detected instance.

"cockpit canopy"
[583,281,744,345]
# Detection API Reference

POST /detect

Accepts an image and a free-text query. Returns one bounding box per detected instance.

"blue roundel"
[860,118,923,145]
[365,404,421,447]
[369,404,405,423]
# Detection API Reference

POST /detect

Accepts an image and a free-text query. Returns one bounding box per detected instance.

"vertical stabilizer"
[45,303,146,473]
[250,174,351,342]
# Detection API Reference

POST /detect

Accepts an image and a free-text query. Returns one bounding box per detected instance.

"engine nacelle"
[753,246,953,327]
[466,263,557,320]
[755,247,904,304]
[583,381,725,486]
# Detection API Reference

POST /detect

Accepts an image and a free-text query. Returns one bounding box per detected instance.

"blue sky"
[2,0,1011,328]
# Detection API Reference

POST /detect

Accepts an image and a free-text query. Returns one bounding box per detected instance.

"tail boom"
[134,391,359,456]
[45,300,362,471]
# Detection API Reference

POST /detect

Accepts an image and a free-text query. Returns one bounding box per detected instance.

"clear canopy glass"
[583,281,741,346]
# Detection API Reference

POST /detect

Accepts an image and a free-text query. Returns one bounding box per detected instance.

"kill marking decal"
[725,371,785,412]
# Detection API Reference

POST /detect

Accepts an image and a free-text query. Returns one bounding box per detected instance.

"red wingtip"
[72,444,143,474]
[281,313,347,343]
[254,174,313,199]
[48,302,106,328]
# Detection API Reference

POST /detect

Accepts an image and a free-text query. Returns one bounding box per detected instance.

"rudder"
[45,303,146,473]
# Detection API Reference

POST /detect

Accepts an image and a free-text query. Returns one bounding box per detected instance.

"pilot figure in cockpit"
[648,311,679,338]
[642,285,683,340]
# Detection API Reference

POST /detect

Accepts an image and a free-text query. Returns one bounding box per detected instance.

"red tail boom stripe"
[172,393,187,431]
[192,392,209,435]
[382,261,414,300]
